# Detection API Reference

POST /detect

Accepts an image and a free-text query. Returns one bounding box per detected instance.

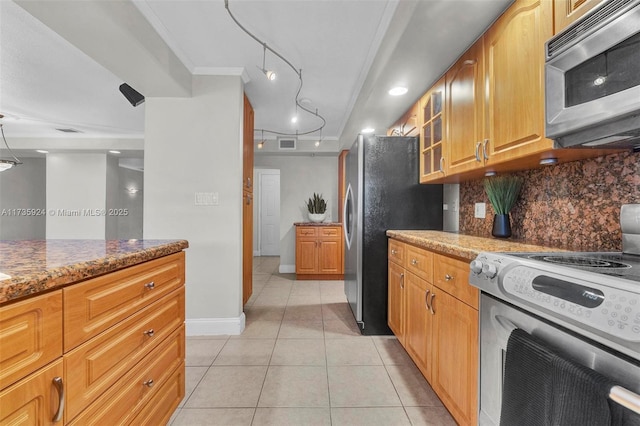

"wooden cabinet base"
[296,273,344,280]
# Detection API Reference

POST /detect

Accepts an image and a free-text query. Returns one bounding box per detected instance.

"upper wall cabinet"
[445,39,486,177]
[483,0,554,164]
[388,103,419,137]
[419,77,446,182]
[554,0,605,34]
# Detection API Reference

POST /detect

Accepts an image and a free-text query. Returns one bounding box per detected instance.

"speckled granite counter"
[0,239,188,304]
[386,230,564,261]
[294,222,342,227]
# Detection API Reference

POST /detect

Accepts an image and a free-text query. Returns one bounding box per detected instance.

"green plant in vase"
[306,193,327,222]
[483,176,523,238]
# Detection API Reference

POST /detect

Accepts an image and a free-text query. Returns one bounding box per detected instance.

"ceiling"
[0,0,513,154]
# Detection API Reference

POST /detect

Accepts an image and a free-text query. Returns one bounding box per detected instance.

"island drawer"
[67,325,185,425]
[63,251,185,350]
[64,287,185,420]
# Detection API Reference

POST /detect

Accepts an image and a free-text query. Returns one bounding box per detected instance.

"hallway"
[170,257,455,425]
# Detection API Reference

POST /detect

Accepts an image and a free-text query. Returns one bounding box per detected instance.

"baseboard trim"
[279,264,295,274]
[185,313,246,336]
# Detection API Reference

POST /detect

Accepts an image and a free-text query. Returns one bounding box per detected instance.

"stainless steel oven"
[470,204,640,424]
[545,0,640,149]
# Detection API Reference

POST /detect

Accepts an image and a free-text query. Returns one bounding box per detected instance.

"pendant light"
[0,115,22,172]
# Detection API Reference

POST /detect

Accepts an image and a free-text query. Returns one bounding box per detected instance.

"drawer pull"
[411,259,418,266]
[391,249,397,255]
[143,329,155,337]
[445,274,453,281]
[143,379,155,388]
[144,281,155,290]
[52,376,65,422]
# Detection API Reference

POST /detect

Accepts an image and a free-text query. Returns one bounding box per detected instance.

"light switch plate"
[474,202,486,219]
[195,192,218,206]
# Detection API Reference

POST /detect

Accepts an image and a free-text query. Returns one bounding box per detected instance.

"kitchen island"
[0,239,188,425]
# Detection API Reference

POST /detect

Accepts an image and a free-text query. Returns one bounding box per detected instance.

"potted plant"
[306,193,327,223]
[483,176,523,238]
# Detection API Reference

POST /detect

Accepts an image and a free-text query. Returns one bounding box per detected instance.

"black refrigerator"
[343,134,443,335]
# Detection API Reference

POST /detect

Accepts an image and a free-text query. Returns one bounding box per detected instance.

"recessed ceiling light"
[291,115,298,124]
[36,150,49,154]
[388,86,408,96]
[361,128,375,134]
[109,150,121,154]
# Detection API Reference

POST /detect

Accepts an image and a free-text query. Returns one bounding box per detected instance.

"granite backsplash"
[459,150,640,251]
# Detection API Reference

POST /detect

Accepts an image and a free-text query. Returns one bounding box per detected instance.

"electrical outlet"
[443,203,449,211]
[474,202,486,219]
[195,192,218,206]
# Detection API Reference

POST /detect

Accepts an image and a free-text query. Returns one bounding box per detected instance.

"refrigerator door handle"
[343,183,354,250]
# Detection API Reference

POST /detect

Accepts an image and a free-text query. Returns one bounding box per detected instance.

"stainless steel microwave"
[545,0,640,149]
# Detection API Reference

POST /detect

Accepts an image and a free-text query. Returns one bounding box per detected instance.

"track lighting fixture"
[259,44,277,81]
[0,115,22,172]
[225,0,326,138]
[257,130,265,149]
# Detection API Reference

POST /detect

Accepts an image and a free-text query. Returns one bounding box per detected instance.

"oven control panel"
[503,266,640,342]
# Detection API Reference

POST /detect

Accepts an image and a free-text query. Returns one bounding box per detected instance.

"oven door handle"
[494,314,518,334]
[610,385,640,416]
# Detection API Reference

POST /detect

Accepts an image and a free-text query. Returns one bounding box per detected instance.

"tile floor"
[170,257,456,426]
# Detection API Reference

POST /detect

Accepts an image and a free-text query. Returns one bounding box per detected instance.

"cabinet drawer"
[68,325,185,425]
[0,359,64,426]
[388,239,405,265]
[130,362,185,426]
[65,287,185,420]
[64,252,185,350]
[296,227,317,237]
[0,291,62,390]
[319,226,341,237]
[405,245,433,283]
[434,254,478,309]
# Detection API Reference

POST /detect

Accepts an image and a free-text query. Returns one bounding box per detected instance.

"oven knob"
[470,260,484,274]
[482,263,498,279]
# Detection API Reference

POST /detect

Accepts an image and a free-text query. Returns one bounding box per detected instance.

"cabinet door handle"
[143,379,154,388]
[143,329,155,337]
[483,139,490,160]
[445,274,453,281]
[52,376,65,422]
[439,157,445,173]
[429,293,436,315]
[411,259,418,266]
[475,141,482,162]
[144,281,155,290]
[425,289,431,311]
[400,272,405,289]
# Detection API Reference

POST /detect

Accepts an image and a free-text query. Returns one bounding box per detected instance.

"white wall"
[144,75,244,335]
[254,155,338,272]
[46,153,107,239]
[105,155,119,239]
[0,157,46,240]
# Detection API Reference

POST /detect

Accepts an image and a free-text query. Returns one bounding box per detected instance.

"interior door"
[259,171,280,256]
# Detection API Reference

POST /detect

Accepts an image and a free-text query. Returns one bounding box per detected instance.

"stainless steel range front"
[470,204,640,425]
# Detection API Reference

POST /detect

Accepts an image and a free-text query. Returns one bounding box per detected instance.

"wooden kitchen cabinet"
[388,102,419,137]
[405,271,434,382]
[431,289,478,426]
[0,360,64,425]
[419,77,446,182]
[387,238,478,426]
[445,38,486,177]
[243,94,254,305]
[295,225,344,279]
[0,252,186,425]
[483,0,554,165]
[554,0,605,34]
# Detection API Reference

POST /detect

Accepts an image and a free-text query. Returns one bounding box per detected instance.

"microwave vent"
[278,137,297,150]
[546,0,637,59]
